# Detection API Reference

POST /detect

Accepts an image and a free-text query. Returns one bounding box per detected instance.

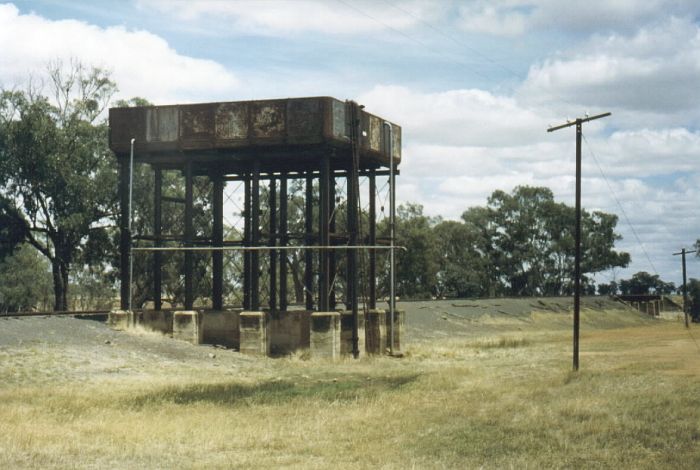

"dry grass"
[1,316,700,469]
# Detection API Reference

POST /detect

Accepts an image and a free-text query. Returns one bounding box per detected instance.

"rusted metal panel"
[215,102,248,141]
[181,104,215,149]
[108,97,401,167]
[251,100,286,139]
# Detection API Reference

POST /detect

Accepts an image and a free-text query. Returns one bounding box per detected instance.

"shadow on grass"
[128,373,419,409]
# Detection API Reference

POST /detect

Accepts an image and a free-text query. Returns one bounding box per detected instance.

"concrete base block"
[385,309,405,354]
[108,310,132,330]
[203,309,240,348]
[340,310,365,356]
[310,311,341,359]
[139,310,173,335]
[172,310,203,344]
[239,311,270,355]
[269,310,311,355]
[365,309,387,355]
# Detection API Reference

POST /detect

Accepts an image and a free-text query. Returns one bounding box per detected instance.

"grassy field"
[1,302,699,469]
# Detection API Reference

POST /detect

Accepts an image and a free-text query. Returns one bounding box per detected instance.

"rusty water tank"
[109,97,401,170]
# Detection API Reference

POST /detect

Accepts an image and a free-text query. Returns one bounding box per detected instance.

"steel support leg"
[251,161,260,311]
[243,172,251,310]
[368,169,376,310]
[184,160,194,310]
[280,174,288,312]
[319,156,331,312]
[305,171,314,310]
[212,172,224,310]
[153,166,162,311]
[269,177,277,312]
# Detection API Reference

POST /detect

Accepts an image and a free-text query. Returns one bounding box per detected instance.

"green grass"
[1,320,699,469]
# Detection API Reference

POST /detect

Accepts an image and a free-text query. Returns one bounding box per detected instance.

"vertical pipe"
[384,122,396,356]
[243,172,251,310]
[153,166,162,311]
[251,161,260,311]
[279,174,288,312]
[119,156,131,311]
[682,248,689,328]
[269,176,277,312]
[573,120,582,371]
[184,159,194,310]
[319,156,330,312]
[368,169,377,310]
[212,172,224,311]
[305,171,314,310]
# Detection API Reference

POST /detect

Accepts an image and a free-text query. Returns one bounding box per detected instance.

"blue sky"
[2,0,700,286]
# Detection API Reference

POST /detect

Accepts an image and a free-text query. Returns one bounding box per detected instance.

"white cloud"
[137,0,437,36]
[0,3,239,103]
[457,0,700,36]
[518,17,700,118]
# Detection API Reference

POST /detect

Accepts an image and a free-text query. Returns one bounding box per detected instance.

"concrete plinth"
[365,309,387,355]
[385,309,404,354]
[139,310,173,335]
[310,311,341,359]
[203,309,241,348]
[108,310,132,330]
[340,310,365,356]
[172,310,203,344]
[239,311,270,355]
[269,310,311,355]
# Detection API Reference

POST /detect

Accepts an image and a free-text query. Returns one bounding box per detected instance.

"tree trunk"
[51,259,69,311]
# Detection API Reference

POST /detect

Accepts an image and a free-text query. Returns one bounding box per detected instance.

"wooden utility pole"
[548,112,611,371]
[673,248,696,328]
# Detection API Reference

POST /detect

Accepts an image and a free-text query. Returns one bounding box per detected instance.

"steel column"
[251,161,261,310]
[119,157,131,310]
[184,160,194,310]
[269,177,277,312]
[279,174,288,312]
[153,167,162,311]
[212,172,224,310]
[329,173,336,310]
[243,172,251,310]
[368,169,376,309]
[348,101,361,358]
[319,155,331,312]
[305,171,314,310]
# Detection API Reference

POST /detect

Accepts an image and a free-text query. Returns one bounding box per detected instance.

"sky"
[1,0,699,286]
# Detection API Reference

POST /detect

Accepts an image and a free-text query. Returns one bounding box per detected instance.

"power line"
[380,0,522,80]
[334,0,493,83]
[581,133,659,275]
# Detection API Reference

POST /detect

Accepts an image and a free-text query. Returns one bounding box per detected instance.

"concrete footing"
[365,309,387,355]
[239,311,270,356]
[108,307,404,358]
[202,309,240,348]
[310,311,341,359]
[172,310,203,344]
[340,310,365,356]
[108,310,132,330]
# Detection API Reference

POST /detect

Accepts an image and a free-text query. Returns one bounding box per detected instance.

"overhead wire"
[581,132,659,275]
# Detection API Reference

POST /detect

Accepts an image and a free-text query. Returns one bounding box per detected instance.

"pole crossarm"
[547,112,612,133]
[673,249,697,256]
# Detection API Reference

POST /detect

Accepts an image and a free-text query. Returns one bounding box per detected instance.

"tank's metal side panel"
[109,107,146,153]
[181,104,215,149]
[251,100,286,140]
[215,102,249,143]
[392,125,402,163]
[331,99,347,140]
[146,106,179,143]
[369,115,382,152]
[287,98,323,143]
